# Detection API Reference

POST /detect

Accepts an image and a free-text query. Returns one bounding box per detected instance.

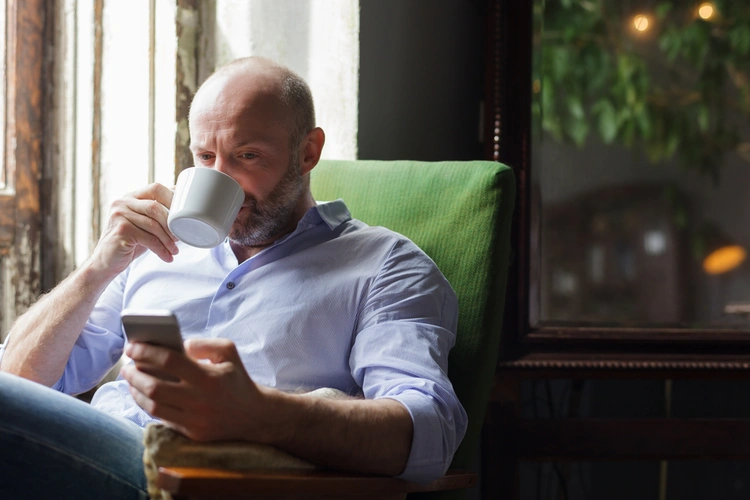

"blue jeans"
[0,371,148,499]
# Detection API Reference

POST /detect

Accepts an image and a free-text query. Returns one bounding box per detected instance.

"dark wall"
[358,0,483,161]
[521,379,750,499]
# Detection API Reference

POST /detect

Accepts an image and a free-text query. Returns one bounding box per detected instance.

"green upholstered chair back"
[310,159,516,476]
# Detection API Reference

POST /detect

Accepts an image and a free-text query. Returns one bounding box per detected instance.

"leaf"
[625,86,637,106]
[697,105,710,132]
[597,99,618,143]
[617,55,634,80]
[568,118,589,148]
[621,121,635,147]
[542,115,564,142]
[538,0,749,178]
[665,132,680,158]
[549,47,571,81]
[728,25,750,56]
[659,27,682,61]
[567,95,585,119]
[646,138,664,163]
[636,107,652,137]
[656,3,672,20]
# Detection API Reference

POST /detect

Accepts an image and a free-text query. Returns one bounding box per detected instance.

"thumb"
[185,337,240,364]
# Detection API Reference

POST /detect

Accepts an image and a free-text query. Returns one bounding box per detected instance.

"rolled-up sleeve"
[349,238,467,483]
[51,268,129,395]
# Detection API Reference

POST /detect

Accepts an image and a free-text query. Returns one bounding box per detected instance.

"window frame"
[0,0,45,325]
[488,0,750,363]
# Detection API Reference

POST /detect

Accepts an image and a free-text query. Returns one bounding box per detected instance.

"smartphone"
[120,308,184,353]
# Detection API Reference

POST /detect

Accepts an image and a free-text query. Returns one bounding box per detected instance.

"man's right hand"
[89,183,180,278]
[0,183,179,384]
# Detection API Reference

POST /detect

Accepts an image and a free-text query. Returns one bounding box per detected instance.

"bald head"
[190,57,316,150]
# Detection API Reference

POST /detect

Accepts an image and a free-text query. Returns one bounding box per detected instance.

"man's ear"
[299,127,325,176]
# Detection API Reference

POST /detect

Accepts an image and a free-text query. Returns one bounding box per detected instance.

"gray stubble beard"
[228,155,305,247]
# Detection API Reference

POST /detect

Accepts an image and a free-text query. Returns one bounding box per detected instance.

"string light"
[698,2,715,20]
[633,14,650,32]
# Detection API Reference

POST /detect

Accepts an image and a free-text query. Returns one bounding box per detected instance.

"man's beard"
[228,156,305,247]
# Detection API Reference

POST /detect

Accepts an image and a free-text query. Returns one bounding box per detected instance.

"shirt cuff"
[385,391,461,484]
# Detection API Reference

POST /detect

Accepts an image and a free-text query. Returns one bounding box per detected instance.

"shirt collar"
[313,199,352,230]
[269,199,351,248]
[214,199,352,261]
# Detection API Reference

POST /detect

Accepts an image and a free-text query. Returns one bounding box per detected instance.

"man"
[0,56,466,499]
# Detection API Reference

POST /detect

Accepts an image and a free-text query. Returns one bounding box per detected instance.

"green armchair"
[157,159,516,499]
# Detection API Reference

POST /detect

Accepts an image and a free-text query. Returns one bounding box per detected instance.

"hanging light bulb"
[698,2,715,20]
[633,14,650,32]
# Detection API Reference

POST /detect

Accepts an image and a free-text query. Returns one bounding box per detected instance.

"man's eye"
[198,154,213,161]
[241,153,256,160]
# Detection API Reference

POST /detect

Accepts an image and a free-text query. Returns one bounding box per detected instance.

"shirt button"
[226,282,235,290]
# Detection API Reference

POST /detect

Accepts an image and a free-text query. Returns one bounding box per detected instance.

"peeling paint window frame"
[0,0,7,191]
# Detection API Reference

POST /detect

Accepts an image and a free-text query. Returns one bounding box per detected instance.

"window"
[494,0,750,355]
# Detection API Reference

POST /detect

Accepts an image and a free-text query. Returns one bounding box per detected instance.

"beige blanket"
[142,388,353,500]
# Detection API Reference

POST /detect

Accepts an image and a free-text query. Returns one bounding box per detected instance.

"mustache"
[241,195,257,209]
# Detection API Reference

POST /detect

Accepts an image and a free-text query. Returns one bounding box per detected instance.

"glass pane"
[532,0,750,328]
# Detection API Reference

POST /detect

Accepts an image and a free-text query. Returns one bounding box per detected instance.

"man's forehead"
[190,102,288,133]
[188,107,290,152]
[191,83,290,127]
[187,66,295,146]
[192,66,283,108]
[189,129,280,149]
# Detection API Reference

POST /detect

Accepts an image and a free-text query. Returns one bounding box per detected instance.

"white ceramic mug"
[167,167,245,248]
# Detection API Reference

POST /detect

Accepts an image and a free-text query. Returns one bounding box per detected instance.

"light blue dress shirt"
[3,200,467,483]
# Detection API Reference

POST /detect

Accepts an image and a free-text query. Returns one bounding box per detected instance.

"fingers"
[124,367,187,420]
[120,198,179,250]
[101,182,180,264]
[184,338,241,364]
[121,361,182,403]
[125,342,194,382]
[119,184,178,242]
[130,182,175,210]
[107,208,176,263]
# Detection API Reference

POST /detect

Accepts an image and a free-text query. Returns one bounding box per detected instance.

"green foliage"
[533,0,750,180]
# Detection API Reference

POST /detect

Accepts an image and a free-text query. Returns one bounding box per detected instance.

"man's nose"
[213,156,231,175]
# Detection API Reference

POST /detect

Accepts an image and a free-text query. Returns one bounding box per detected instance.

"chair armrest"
[157,467,477,499]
